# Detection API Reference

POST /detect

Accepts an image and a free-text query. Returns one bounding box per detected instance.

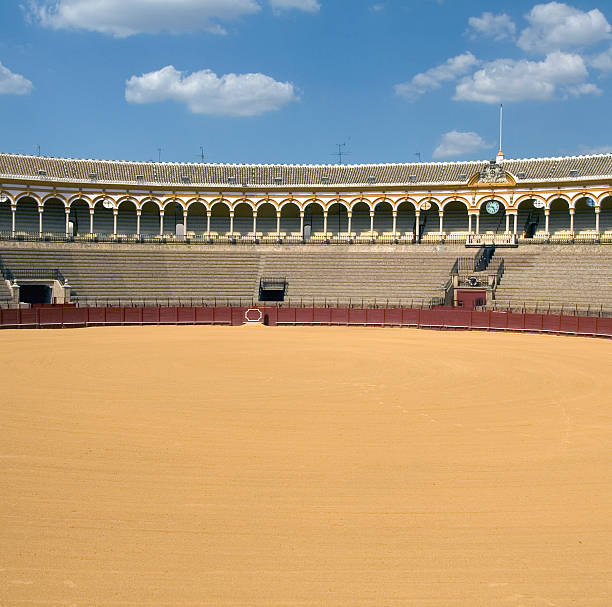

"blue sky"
[1,0,611,164]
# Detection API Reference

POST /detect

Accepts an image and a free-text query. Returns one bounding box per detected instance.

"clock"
[485,200,500,215]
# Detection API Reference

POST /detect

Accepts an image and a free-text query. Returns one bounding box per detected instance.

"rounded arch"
[396,199,417,236]
[548,197,571,234]
[515,194,546,210]
[442,200,469,234]
[234,201,254,236]
[350,200,371,235]
[280,201,300,235]
[326,198,349,212]
[116,196,138,209]
[303,200,324,236]
[573,195,597,233]
[478,199,506,234]
[394,197,417,212]
[547,193,571,207]
[117,198,138,235]
[138,197,162,211]
[373,200,393,235]
[69,198,90,236]
[517,197,545,239]
[441,196,469,211]
[349,197,373,212]
[91,195,117,211]
[68,194,92,210]
[186,200,207,235]
[42,193,68,208]
[139,199,161,236]
[418,198,440,211]
[42,197,66,234]
[163,197,186,211]
[600,194,612,233]
[327,201,348,235]
[15,195,39,234]
[232,198,255,212]
[0,192,12,233]
[91,197,114,235]
[571,192,596,208]
[186,198,207,210]
[476,197,507,211]
[372,196,394,208]
[279,198,300,211]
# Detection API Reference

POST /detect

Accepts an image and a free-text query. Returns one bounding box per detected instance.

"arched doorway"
[256,202,277,237]
[69,199,90,236]
[234,202,253,236]
[140,200,160,236]
[373,201,393,236]
[600,196,612,236]
[210,201,230,236]
[549,198,570,235]
[443,201,469,237]
[479,199,506,233]
[15,197,38,234]
[0,195,11,233]
[187,201,207,237]
[326,202,348,236]
[303,201,324,239]
[117,200,137,235]
[43,198,66,235]
[517,199,545,238]
[351,201,370,237]
[574,196,596,234]
[419,200,440,239]
[396,200,416,239]
[163,201,184,236]
[280,202,300,236]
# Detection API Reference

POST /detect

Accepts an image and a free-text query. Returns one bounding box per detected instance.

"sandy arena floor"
[1,325,611,606]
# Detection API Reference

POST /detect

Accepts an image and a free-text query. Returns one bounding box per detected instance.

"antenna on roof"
[157,147,162,163]
[496,104,504,163]
[196,146,205,163]
[35,144,41,156]
[415,152,421,163]
[332,142,350,164]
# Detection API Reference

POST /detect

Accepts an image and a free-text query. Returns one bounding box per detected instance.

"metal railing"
[487,300,612,317]
[1,268,66,283]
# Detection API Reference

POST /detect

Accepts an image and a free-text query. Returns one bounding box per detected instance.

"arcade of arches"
[1,194,611,242]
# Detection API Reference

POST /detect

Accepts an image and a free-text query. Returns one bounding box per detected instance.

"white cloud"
[432,131,490,160]
[0,61,33,95]
[518,2,611,53]
[579,144,612,154]
[125,65,298,116]
[27,0,262,36]
[395,52,479,101]
[454,51,599,103]
[269,0,320,12]
[468,12,516,41]
[590,47,612,72]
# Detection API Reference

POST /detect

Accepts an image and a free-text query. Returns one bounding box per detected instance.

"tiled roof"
[0,152,611,187]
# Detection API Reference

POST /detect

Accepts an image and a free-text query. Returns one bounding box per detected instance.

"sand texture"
[1,325,611,606]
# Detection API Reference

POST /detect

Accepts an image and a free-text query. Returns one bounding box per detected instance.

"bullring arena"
[1,151,612,606]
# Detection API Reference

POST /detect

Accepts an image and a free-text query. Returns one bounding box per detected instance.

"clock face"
[486,200,500,215]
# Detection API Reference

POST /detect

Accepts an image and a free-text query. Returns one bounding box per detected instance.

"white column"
[253,212,257,235]
[545,209,550,233]
[12,205,17,235]
[468,213,473,234]
[438,211,444,234]
[570,209,575,233]
[323,210,328,235]
[38,206,44,235]
[392,211,397,237]
[136,210,141,236]
[229,211,234,235]
[299,212,304,236]
[369,211,374,235]
[206,209,211,235]
[475,213,480,235]
[347,212,352,235]
[113,209,118,236]
[505,213,510,233]
[160,211,164,236]
[595,208,600,234]
[183,209,188,234]
[89,208,94,235]
[415,211,421,240]
[276,211,281,235]
[513,213,518,235]
[65,208,70,235]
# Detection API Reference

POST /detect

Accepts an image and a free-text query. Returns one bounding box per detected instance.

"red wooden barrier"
[0,305,611,338]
